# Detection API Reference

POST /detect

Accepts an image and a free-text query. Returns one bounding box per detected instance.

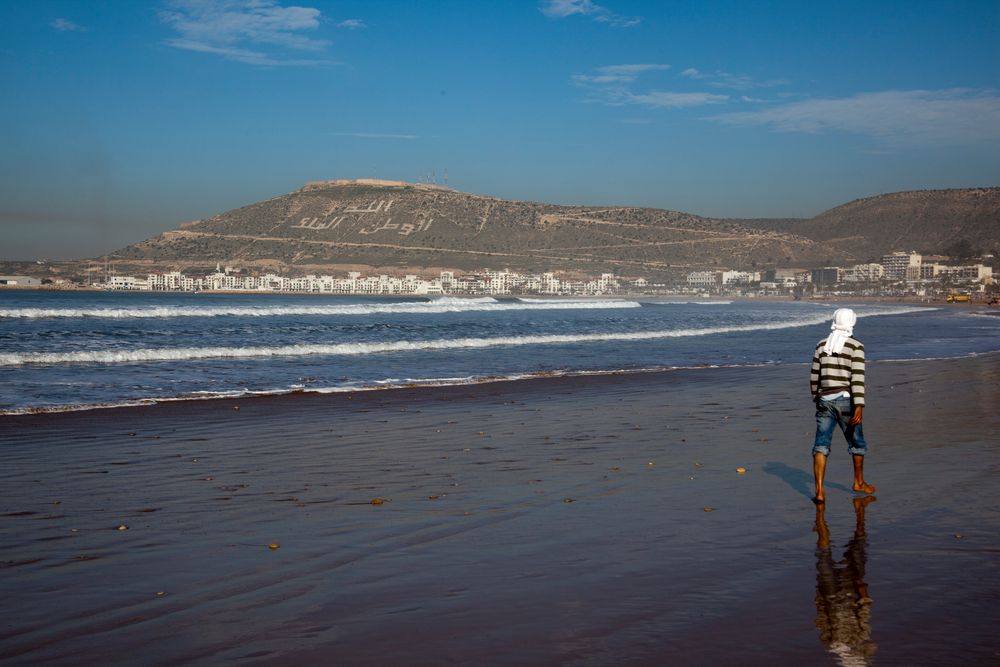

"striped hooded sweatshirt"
[810,337,866,406]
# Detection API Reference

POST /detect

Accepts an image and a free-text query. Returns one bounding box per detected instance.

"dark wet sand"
[1,355,998,665]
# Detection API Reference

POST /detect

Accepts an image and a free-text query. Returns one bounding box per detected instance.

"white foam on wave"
[515,297,605,304]
[0,304,935,366]
[644,300,734,305]
[0,297,639,319]
[0,307,929,367]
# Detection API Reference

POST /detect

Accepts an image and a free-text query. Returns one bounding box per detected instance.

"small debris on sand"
[736,467,747,474]
[116,524,129,531]
[268,543,280,550]
[702,507,715,513]
[370,498,385,506]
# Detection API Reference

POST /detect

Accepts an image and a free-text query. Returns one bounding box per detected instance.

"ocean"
[1,289,998,414]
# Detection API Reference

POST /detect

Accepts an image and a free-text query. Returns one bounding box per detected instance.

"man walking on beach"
[810,308,877,503]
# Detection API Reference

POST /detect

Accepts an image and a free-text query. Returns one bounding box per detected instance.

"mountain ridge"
[5,182,998,282]
[104,180,849,278]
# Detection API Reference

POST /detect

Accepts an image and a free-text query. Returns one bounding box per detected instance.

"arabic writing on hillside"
[289,199,435,237]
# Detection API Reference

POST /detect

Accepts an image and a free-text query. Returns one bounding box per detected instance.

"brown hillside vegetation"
[107,180,843,278]
[738,188,1000,262]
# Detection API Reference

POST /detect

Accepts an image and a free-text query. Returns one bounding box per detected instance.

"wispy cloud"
[540,1,640,28]
[160,0,331,66]
[681,67,783,90]
[627,91,729,108]
[711,89,1000,145]
[572,63,727,109]
[572,63,670,85]
[336,19,366,29]
[330,132,418,140]
[51,18,86,32]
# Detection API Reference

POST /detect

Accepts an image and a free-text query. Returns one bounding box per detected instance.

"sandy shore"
[1,354,998,665]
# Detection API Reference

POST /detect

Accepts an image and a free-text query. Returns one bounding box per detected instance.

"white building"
[720,270,759,285]
[841,263,885,282]
[881,252,922,280]
[936,264,993,282]
[686,271,719,288]
[107,275,148,290]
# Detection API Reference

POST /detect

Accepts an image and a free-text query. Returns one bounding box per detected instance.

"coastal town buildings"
[685,255,993,299]
[104,267,633,297]
[82,251,996,300]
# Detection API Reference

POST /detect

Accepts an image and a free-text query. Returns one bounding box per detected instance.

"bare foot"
[853,481,876,495]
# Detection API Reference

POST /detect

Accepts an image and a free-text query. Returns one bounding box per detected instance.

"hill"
[8,183,996,284]
[736,188,1000,262]
[104,179,843,279]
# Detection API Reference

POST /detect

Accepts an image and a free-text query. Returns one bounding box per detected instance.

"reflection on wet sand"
[814,497,878,666]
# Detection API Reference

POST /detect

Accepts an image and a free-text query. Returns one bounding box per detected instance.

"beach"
[1,353,998,665]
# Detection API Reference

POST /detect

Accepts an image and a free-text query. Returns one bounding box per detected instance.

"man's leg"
[847,420,876,495]
[852,454,876,495]
[813,400,837,504]
[813,452,829,503]
[812,399,835,503]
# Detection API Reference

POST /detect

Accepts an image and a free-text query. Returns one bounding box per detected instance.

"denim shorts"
[813,395,867,456]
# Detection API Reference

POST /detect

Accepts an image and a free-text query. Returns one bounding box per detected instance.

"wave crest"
[1,309,932,366]
[0,298,639,320]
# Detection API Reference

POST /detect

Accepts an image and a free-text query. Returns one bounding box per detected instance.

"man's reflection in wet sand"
[814,497,878,666]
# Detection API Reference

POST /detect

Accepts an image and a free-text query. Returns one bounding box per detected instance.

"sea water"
[1,290,998,414]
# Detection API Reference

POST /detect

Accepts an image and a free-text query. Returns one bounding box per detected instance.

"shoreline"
[2,354,998,664]
[4,347,995,420]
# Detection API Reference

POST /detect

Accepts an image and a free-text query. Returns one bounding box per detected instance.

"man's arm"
[810,346,821,398]
[850,405,863,426]
[849,342,866,424]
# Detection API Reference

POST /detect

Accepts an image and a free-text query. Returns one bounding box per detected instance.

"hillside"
[104,179,842,279]
[737,188,1000,262]
[9,183,996,284]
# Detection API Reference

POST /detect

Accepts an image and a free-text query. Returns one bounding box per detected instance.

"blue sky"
[2,0,999,260]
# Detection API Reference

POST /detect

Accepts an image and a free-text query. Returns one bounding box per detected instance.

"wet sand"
[1,354,998,665]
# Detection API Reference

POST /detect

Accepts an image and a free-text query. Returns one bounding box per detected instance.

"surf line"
[0,300,640,320]
[0,317,827,366]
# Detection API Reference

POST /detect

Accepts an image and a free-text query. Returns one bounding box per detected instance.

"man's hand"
[849,405,863,426]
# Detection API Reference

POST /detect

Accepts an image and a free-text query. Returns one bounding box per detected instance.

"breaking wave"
[0,306,932,367]
[0,297,639,320]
